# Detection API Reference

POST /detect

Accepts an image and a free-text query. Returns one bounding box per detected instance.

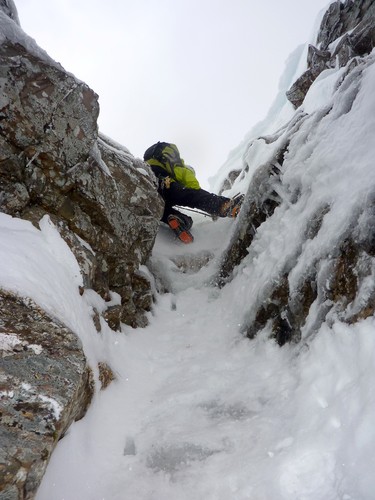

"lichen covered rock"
[0,40,163,328]
[0,290,94,499]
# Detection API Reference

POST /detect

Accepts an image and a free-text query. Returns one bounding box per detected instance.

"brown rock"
[98,362,116,390]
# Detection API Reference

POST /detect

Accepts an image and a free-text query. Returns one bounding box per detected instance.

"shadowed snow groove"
[147,443,220,475]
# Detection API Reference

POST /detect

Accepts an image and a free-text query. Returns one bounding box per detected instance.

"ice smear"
[0,10,71,74]
[38,394,63,420]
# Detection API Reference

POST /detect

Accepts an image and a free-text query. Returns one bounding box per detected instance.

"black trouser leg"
[164,182,230,216]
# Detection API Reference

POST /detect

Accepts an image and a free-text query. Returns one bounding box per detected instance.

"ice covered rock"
[0,0,20,25]
[218,2,375,345]
[287,0,375,108]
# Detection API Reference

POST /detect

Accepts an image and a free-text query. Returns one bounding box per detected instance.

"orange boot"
[167,215,194,244]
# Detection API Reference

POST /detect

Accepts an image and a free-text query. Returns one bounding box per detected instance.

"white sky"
[16,0,330,188]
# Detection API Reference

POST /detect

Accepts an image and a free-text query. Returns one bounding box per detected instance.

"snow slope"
[1,206,373,499]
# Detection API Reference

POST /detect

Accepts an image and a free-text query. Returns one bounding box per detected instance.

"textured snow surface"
[1,209,374,499]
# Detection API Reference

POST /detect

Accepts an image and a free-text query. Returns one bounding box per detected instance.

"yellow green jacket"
[144,142,200,190]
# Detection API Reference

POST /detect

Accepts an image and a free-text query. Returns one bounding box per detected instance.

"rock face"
[0,38,163,330]
[219,0,375,346]
[286,0,375,108]
[0,3,163,498]
[0,290,94,499]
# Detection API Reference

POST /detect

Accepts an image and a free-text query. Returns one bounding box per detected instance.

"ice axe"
[175,206,218,221]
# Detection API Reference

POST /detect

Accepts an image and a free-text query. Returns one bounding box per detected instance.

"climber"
[144,142,244,244]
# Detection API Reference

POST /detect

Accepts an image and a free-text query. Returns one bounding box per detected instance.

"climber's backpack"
[144,141,181,181]
[143,142,169,163]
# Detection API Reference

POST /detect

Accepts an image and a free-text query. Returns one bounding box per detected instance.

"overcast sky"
[16,0,330,188]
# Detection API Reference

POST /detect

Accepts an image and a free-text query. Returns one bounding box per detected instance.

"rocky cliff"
[2,0,375,497]
[0,2,163,498]
[218,0,375,345]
